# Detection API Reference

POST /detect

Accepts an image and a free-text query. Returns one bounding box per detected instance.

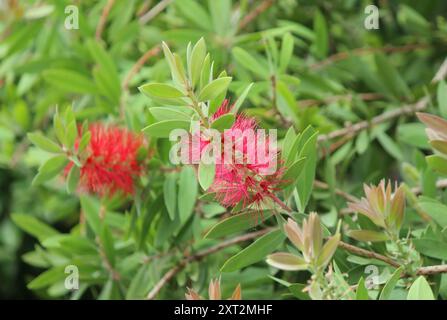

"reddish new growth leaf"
[185,278,241,300]
[66,123,144,197]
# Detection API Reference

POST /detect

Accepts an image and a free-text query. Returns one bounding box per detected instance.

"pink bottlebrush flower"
[66,123,144,197]
[207,101,288,211]
[178,99,288,211]
[211,99,232,121]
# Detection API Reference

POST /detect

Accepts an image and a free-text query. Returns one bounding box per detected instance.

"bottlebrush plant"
[2,0,447,301]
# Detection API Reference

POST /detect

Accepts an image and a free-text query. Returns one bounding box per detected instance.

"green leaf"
[426,155,447,175]
[418,197,447,228]
[266,252,307,271]
[126,265,153,299]
[78,131,91,153]
[189,37,206,87]
[11,213,58,242]
[379,267,403,300]
[209,0,231,36]
[281,157,306,184]
[161,42,186,85]
[211,113,235,131]
[431,140,447,155]
[397,123,430,149]
[65,119,77,150]
[175,0,211,31]
[178,166,198,224]
[375,54,411,99]
[295,129,318,211]
[140,195,164,248]
[164,173,178,220]
[232,83,253,114]
[313,10,328,58]
[220,229,285,272]
[100,224,115,267]
[407,276,435,300]
[355,130,369,154]
[413,239,447,260]
[356,277,369,300]
[376,131,403,161]
[43,69,96,94]
[437,80,447,118]
[289,283,310,300]
[232,47,269,78]
[317,233,340,267]
[347,230,390,242]
[27,132,62,153]
[281,127,297,161]
[204,210,274,239]
[27,266,66,290]
[66,164,80,194]
[200,54,211,90]
[279,33,294,73]
[32,155,68,186]
[198,161,215,191]
[139,83,185,99]
[142,120,191,138]
[198,77,232,101]
[86,39,119,84]
[149,107,191,122]
[86,39,120,102]
[80,196,101,234]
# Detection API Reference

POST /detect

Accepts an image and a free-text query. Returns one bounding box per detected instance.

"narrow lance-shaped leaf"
[198,77,232,101]
[266,252,308,271]
[27,132,62,153]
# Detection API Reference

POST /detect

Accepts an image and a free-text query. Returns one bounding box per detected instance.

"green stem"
[187,87,209,127]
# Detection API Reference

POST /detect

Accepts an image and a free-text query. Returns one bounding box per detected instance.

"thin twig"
[338,241,401,268]
[96,236,121,281]
[237,0,275,31]
[310,43,430,70]
[417,265,447,276]
[314,180,359,203]
[299,93,383,108]
[318,96,429,143]
[137,0,153,17]
[339,241,447,276]
[139,0,172,25]
[146,228,274,300]
[95,0,115,41]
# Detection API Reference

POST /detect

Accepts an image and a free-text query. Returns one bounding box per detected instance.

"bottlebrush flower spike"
[348,180,405,233]
[206,100,289,212]
[267,213,340,272]
[66,123,144,196]
[185,278,241,300]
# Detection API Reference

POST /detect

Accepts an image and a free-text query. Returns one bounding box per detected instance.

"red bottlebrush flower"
[178,99,289,211]
[208,101,289,211]
[66,123,144,197]
[211,161,288,211]
[211,99,232,121]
